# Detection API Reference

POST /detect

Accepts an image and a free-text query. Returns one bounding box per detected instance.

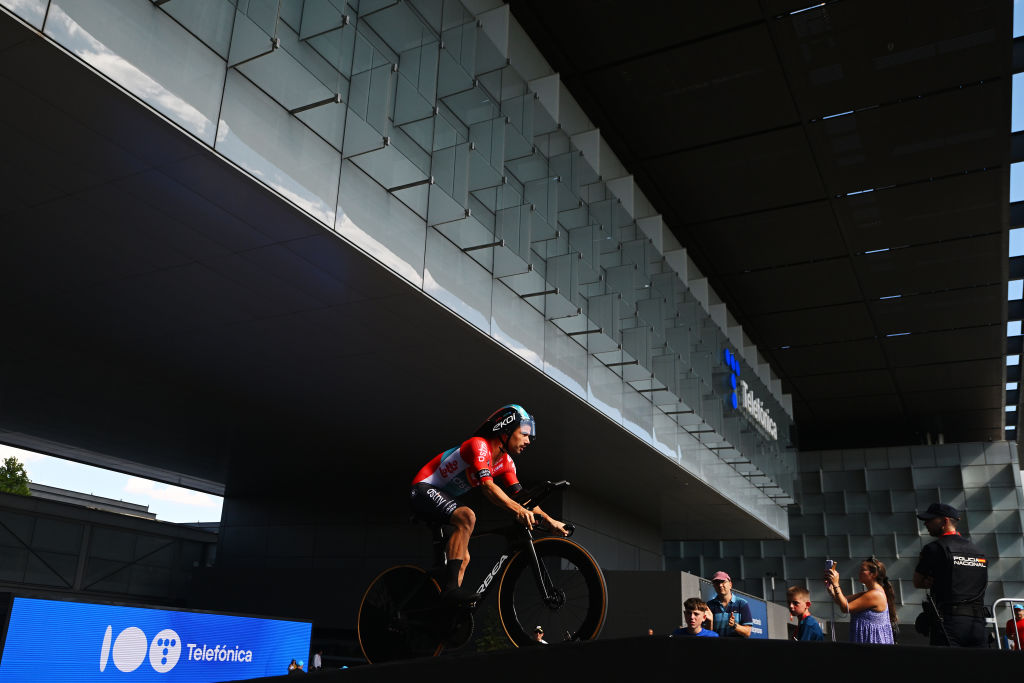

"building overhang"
[0,7,784,540]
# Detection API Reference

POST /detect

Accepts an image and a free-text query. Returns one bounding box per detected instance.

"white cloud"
[123,478,219,508]
[2,0,42,15]
[48,5,213,136]
[0,444,45,462]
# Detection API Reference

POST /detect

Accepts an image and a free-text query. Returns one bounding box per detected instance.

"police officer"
[912,503,988,647]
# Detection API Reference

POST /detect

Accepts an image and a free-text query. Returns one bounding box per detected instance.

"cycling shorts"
[409,483,460,524]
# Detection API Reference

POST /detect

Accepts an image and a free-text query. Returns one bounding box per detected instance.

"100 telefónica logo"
[99,625,255,674]
[100,626,181,674]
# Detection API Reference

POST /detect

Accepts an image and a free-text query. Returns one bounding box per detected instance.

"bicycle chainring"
[443,611,475,649]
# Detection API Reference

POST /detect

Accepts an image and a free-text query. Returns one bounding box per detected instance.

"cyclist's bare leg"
[447,506,475,588]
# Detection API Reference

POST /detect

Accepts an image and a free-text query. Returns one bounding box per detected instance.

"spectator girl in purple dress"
[824,557,896,644]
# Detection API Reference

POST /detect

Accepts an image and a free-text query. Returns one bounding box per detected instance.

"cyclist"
[409,404,568,602]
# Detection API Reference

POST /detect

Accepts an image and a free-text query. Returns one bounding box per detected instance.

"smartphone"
[825,560,834,569]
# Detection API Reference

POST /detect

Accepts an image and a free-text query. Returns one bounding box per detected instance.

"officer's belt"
[939,603,986,618]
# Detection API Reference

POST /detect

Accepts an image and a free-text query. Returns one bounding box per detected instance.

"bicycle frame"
[359,480,603,662]
[470,526,561,605]
[429,480,573,609]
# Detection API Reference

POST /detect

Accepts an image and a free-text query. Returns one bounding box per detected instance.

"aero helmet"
[475,404,536,443]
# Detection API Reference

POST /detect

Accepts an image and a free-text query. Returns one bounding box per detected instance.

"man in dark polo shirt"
[912,503,988,647]
[706,571,752,637]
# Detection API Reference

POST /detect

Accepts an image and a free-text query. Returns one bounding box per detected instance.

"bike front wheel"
[357,565,443,664]
[496,537,607,647]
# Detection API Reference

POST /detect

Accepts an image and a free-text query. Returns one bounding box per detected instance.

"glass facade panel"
[866,467,912,489]
[822,469,865,492]
[984,441,1015,464]
[887,447,911,467]
[846,491,869,513]
[587,355,624,425]
[0,0,47,27]
[804,535,827,557]
[988,487,1020,512]
[891,490,917,512]
[912,466,962,488]
[543,319,587,400]
[218,71,340,226]
[790,513,824,536]
[850,535,873,557]
[823,491,845,513]
[423,226,492,332]
[161,0,235,59]
[894,533,922,559]
[622,385,654,442]
[336,159,425,285]
[651,411,680,461]
[827,534,849,557]
[799,493,823,513]
[827,513,868,535]
[46,0,224,144]
[490,280,544,369]
[964,464,1015,487]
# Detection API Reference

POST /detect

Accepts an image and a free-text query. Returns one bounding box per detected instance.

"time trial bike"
[356,480,607,663]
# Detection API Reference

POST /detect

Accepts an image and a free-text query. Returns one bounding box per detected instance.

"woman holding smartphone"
[824,557,896,644]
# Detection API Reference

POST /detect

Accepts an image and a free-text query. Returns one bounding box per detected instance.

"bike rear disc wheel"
[497,537,607,647]
[357,565,443,663]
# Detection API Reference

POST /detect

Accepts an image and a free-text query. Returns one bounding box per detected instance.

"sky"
[1,443,222,524]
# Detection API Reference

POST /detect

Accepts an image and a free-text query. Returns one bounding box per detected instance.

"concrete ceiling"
[509,0,1015,449]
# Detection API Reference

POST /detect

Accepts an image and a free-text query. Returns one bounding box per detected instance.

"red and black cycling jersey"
[411,437,520,497]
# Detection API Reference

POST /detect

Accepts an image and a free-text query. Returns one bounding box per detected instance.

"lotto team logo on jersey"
[99,626,182,673]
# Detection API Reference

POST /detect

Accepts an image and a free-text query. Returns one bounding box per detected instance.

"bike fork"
[523,530,554,601]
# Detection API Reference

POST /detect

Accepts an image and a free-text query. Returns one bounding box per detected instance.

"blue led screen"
[0,597,311,682]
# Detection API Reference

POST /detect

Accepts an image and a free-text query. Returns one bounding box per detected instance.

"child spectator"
[671,598,719,638]
[1006,603,1024,650]
[787,585,824,641]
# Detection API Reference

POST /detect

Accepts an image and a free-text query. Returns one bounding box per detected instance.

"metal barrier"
[992,598,1024,650]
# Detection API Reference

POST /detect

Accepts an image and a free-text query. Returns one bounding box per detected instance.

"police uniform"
[915,532,988,647]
